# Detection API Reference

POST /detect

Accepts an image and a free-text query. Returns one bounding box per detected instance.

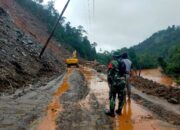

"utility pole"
[39,0,71,58]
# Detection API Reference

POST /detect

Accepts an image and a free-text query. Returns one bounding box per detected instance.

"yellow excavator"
[66,50,79,67]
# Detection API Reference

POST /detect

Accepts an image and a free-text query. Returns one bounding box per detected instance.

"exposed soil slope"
[0,7,65,94]
[0,0,70,59]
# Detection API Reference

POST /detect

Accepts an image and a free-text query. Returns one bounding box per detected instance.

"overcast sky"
[44,0,180,51]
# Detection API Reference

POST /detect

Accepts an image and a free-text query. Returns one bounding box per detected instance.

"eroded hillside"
[0,0,70,59]
[0,7,65,94]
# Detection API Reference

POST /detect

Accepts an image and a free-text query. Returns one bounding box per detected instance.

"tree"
[166,44,180,75]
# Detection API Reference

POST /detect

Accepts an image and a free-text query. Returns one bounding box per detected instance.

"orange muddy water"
[115,100,174,130]
[141,68,178,87]
[36,67,177,130]
[37,69,72,130]
[83,68,177,130]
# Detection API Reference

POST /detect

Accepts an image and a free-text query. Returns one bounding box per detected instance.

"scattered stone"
[1,49,6,53]
[167,98,179,104]
[0,38,8,44]
[21,52,26,57]
[0,7,7,16]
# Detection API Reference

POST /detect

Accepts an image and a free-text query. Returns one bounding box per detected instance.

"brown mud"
[132,91,180,125]
[115,100,177,130]
[57,68,113,130]
[37,69,72,130]
[141,68,179,87]
[86,69,179,130]
[0,74,65,130]
[130,76,180,104]
[0,67,179,130]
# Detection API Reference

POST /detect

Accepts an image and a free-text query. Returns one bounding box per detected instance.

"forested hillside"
[133,25,180,68]
[15,0,96,60]
[97,26,180,83]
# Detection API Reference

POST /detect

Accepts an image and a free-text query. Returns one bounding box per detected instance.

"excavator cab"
[65,50,79,68]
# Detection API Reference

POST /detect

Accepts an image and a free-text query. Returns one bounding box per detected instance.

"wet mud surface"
[0,74,64,130]
[90,70,179,130]
[1,67,179,130]
[130,76,180,104]
[132,93,180,125]
[57,68,113,130]
[37,69,72,130]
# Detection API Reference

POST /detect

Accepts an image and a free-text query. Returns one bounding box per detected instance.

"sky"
[43,0,180,52]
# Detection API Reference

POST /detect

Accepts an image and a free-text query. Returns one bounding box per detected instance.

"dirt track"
[81,68,179,130]
[57,68,113,130]
[0,67,179,130]
[0,73,64,130]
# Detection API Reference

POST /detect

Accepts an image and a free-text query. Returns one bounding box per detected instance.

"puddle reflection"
[116,100,133,130]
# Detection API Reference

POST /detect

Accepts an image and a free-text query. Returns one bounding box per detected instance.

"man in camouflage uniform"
[105,55,126,117]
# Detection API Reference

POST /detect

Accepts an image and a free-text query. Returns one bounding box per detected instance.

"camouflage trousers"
[109,86,126,112]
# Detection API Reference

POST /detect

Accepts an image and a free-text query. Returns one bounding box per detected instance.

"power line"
[88,0,91,33]
[39,0,71,58]
[93,0,95,18]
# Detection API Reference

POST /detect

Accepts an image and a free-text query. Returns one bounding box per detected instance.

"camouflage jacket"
[107,60,126,89]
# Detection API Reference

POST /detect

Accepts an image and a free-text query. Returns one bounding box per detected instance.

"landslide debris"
[130,76,180,104]
[0,7,65,94]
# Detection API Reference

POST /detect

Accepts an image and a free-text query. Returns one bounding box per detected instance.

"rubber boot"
[105,109,115,117]
[115,108,122,115]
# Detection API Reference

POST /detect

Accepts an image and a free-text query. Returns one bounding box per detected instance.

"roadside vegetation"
[97,26,180,83]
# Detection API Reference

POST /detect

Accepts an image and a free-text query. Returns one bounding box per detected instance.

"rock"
[168,120,176,125]
[21,40,27,45]
[21,52,27,57]
[0,38,8,44]
[21,39,33,45]
[168,98,179,104]
[16,29,24,38]
[12,55,16,58]
[0,7,7,16]
[1,49,6,53]
[27,39,33,45]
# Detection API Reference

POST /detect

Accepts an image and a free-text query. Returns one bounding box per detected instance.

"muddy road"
[81,68,179,130]
[0,67,179,130]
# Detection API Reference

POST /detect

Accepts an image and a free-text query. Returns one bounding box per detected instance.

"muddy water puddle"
[37,69,72,130]
[141,68,178,87]
[82,68,177,130]
[115,100,174,130]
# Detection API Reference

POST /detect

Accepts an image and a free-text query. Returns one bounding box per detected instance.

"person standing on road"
[121,53,132,100]
[105,54,126,117]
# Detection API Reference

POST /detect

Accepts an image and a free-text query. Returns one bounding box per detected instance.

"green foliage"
[157,57,167,70]
[97,26,180,77]
[165,44,180,75]
[133,25,180,68]
[96,51,112,65]
[15,0,96,60]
